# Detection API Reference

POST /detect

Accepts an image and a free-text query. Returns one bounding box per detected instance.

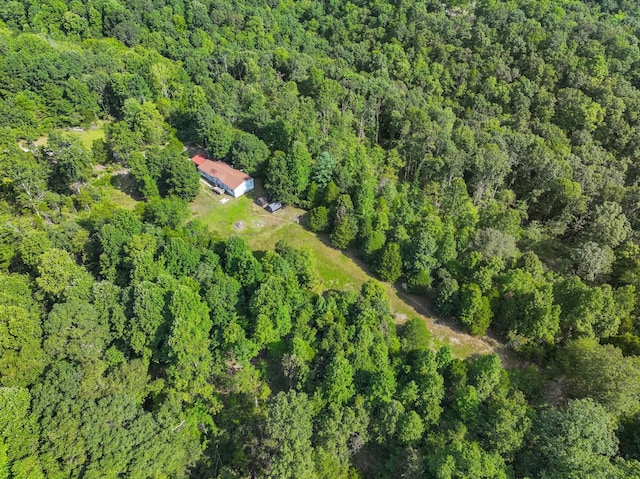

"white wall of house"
[199,170,254,197]
[231,179,254,197]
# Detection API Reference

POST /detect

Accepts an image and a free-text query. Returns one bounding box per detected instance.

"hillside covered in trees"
[2,0,640,477]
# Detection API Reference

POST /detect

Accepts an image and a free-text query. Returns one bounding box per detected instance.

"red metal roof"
[197,160,252,190]
[191,154,208,166]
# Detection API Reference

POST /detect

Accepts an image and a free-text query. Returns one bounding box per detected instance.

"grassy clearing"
[104,173,139,210]
[68,123,106,149]
[190,184,499,359]
[191,185,368,290]
[23,121,107,150]
[89,168,139,211]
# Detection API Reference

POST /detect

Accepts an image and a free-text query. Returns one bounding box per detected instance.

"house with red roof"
[191,154,208,167]
[191,155,254,197]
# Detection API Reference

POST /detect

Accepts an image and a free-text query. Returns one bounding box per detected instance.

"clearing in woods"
[21,120,107,150]
[190,182,509,361]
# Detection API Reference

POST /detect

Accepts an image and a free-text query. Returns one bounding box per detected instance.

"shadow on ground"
[110,172,143,201]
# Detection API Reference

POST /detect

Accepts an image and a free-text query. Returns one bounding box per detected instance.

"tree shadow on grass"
[110,172,143,201]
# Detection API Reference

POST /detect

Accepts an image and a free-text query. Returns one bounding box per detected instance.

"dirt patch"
[233,220,245,231]
[252,219,265,228]
[395,312,408,322]
[397,289,520,366]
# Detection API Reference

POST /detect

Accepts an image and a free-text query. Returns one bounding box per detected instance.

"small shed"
[266,202,283,213]
[255,196,269,207]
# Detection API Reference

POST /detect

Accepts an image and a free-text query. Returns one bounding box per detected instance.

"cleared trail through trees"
[339,247,516,365]
[191,188,515,363]
[394,289,518,367]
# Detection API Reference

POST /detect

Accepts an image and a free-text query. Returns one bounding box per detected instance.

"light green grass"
[103,182,138,210]
[67,124,106,149]
[28,121,107,150]
[89,169,140,211]
[190,185,497,358]
[191,187,370,293]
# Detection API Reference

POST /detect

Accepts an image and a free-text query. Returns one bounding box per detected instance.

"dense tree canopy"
[2,0,640,476]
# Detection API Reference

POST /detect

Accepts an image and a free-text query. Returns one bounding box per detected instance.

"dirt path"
[394,289,519,367]
[338,247,518,367]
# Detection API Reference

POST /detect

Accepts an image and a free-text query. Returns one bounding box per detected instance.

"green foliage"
[330,195,358,249]
[265,391,316,479]
[559,339,640,419]
[0,147,51,217]
[397,410,424,445]
[0,274,45,387]
[312,152,336,188]
[308,206,330,233]
[36,248,94,303]
[323,355,355,405]
[554,277,631,340]
[123,99,167,146]
[17,229,53,271]
[520,399,619,479]
[265,142,312,205]
[125,233,161,284]
[199,113,234,159]
[428,436,509,479]
[265,151,292,204]
[131,141,199,201]
[472,228,518,261]
[404,215,441,289]
[459,284,492,336]
[98,209,143,283]
[572,241,615,282]
[44,300,108,364]
[376,242,402,283]
[0,304,44,387]
[481,389,531,458]
[275,240,320,290]
[435,274,461,317]
[143,196,189,229]
[586,202,631,249]
[4,0,640,476]
[400,318,432,352]
[230,132,269,175]
[126,280,167,360]
[43,132,92,193]
[496,268,560,345]
[163,237,201,278]
[165,284,213,396]
[224,236,263,289]
[164,150,200,201]
[0,387,41,476]
[468,354,502,401]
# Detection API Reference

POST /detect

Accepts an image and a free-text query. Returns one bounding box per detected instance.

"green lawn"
[68,123,106,149]
[190,184,500,358]
[88,168,140,211]
[191,186,369,291]
[104,173,139,210]
[27,121,107,150]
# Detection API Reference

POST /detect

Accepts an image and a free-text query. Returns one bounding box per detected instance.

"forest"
[2,0,640,477]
